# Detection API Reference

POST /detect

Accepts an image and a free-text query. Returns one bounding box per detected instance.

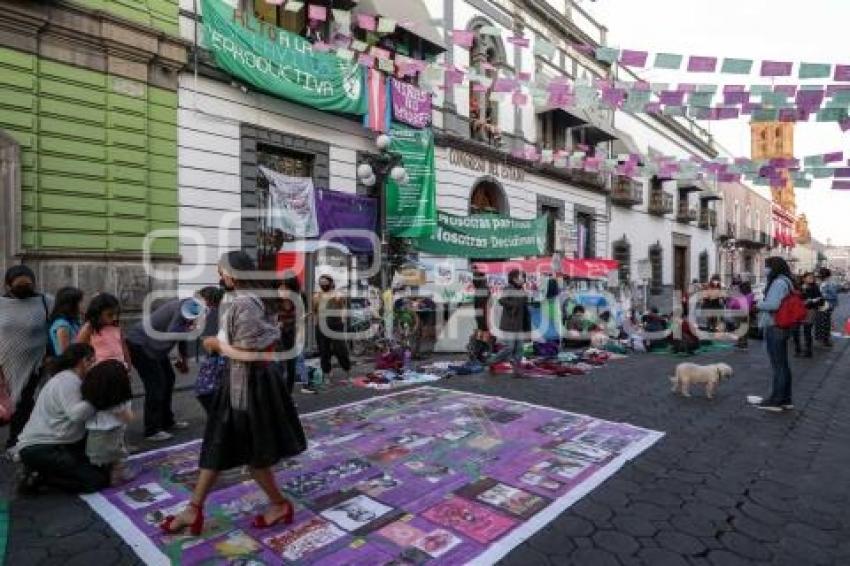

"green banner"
[201,0,366,115]
[414,212,547,259]
[385,124,437,238]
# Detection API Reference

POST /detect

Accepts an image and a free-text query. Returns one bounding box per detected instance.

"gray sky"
[583,0,849,245]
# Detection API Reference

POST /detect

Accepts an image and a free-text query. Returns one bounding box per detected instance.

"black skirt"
[199,361,307,471]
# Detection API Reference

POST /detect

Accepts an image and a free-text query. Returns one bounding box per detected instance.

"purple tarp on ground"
[81,387,662,565]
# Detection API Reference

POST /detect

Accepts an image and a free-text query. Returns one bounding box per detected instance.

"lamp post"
[721,238,740,284]
[357,134,408,291]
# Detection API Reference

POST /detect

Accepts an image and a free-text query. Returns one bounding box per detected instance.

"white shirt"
[14,370,95,452]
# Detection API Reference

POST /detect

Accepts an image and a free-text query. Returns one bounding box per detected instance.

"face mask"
[319,284,331,292]
[9,284,35,299]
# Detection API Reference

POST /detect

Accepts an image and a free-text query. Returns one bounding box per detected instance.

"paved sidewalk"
[2,302,850,565]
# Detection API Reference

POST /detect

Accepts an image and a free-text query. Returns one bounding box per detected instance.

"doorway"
[674,245,688,292]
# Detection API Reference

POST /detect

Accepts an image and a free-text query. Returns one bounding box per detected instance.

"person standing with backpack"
[754,256,798,412]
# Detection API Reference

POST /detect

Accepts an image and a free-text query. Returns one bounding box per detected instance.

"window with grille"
[699,251,709,283]
[613,238,631,284]
[649,244,663,295]
[256,144,314,269]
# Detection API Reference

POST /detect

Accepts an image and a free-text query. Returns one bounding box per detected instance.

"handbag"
[195,355,227,397]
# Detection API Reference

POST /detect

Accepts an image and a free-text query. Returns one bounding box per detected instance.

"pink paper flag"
[824,151,844,163]
[479,62,495,71]
[452,30,474,48]
[827,84,850,96]
[724,91,749,105]
[512,91,528,106]
[508,36,530,47]
[833,168,850,178]
[716,107,740,120]
[659,91,685,105]
[370,46,391,60]
[644,102,662,113]
[584,157,601,172]
[677,83,697,93]
[840,117,850,132]
[357,14,376,31]
[688,56,717,72]
[357,54,374,67]
[834,65,850,82]
[832,181,850,190]
[518,71,532,82]
[761,60,793,77]
[312,41,331,52]
[723,84,745,93]
[620,50,648,67]
[774,84,797,96]
[741,102,761,115]
[308,5,327,21]
[491,78,517,92]
[445,69,464,86]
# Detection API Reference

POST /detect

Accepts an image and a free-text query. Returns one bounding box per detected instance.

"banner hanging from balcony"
[201,0,366,115]
[391,78,432,128]
[414,212,548,259]
[385,125,437,238]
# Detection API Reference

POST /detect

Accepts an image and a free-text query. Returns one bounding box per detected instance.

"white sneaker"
[169,421,190,430]
[146,431,174,442]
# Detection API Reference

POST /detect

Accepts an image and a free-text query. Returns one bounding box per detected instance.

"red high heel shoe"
[252,499,294,529]
[160,501,204,536]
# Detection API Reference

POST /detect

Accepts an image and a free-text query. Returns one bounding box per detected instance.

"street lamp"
[721,238,741,283]
[357,135,407,289]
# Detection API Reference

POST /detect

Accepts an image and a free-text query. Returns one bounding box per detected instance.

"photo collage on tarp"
[90,387,660,565]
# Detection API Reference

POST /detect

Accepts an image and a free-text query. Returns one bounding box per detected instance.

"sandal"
[161,501,204,536]
[252,499,294,529]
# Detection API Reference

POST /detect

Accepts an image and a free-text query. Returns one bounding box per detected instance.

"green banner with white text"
[414,212,548,259]
[201,0,366,115]
[385,125,437,238]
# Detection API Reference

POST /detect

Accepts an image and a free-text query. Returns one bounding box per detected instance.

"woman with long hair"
[160,251,306,535]
[754,256,796,412]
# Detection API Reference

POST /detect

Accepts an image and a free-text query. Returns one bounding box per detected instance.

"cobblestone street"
[2,302,849,566]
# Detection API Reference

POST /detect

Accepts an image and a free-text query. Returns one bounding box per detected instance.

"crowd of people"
[0,251,843,525]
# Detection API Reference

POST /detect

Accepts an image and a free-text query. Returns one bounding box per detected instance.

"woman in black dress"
[161,251,306,535]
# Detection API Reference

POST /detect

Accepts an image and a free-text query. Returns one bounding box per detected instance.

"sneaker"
[169,421,190,430]
[755,402,783,413]
[146,431,174,442]
[301,386,319,395]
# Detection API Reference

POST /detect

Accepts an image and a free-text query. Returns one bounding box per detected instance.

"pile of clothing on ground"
[489,348,620,377]
[353,369,444,390]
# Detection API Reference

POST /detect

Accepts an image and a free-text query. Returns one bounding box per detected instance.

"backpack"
[774,289,808,329]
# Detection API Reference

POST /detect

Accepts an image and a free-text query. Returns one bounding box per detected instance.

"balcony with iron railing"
[648,190,675,216]
[719,221,737,240]
[611,176,643,206]
[698,208,717,230]
[676,203,698,223]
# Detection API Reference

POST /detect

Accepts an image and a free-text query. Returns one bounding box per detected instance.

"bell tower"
[750,122,796,214]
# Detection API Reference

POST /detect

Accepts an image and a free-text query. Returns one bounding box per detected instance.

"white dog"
[670,362,733,399]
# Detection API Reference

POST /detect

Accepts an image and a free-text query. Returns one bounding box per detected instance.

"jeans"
[19,440,109,493]
[764,326,792,405]
[316,327,351,374]
[488,339,525,367]
[792,323,813,354]
[128,343,176,437]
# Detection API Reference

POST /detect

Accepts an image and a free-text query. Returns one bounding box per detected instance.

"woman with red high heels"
[161,251,307,535]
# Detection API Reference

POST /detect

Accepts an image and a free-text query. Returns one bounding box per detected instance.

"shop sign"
[201,0,366,115]
[448,148,526,182]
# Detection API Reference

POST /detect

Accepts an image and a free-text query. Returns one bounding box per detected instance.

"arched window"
[468,19,506,146]
[649,243,663,295]
[612,236,631,284]
[469,179,508,215]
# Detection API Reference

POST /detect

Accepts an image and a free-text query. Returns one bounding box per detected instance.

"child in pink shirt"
[77,293,132,369]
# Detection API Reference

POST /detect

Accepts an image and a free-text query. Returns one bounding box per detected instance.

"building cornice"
[0,0,190,89]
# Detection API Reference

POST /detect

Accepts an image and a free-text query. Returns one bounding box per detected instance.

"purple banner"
[316,189,378,253]
[390,79,432,128]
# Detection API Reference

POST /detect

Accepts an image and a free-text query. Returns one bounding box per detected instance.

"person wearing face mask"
[1,265,54,450]
[312,275,351,383]
[487,269,531,377]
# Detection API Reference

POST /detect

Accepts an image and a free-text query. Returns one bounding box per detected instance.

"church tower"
[750,122,796,214]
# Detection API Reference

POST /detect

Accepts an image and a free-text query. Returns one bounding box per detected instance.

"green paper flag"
[654,53,683,70]
[688,92,715,107]
[385,125,437,238]
[663,105,686,117]
[817,108,849,122]
[795,178,812,188]
[752,108,779,122]
[721,58,753,74]
[811,168,835,178]
[799,63,832,79]
[695,84,718,94]
[595,47,619,64]
[750,85,773,96]
[804,155,825,167]
[201,0,366,115]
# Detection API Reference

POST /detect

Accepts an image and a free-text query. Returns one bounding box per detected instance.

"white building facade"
[174,0,722,300]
